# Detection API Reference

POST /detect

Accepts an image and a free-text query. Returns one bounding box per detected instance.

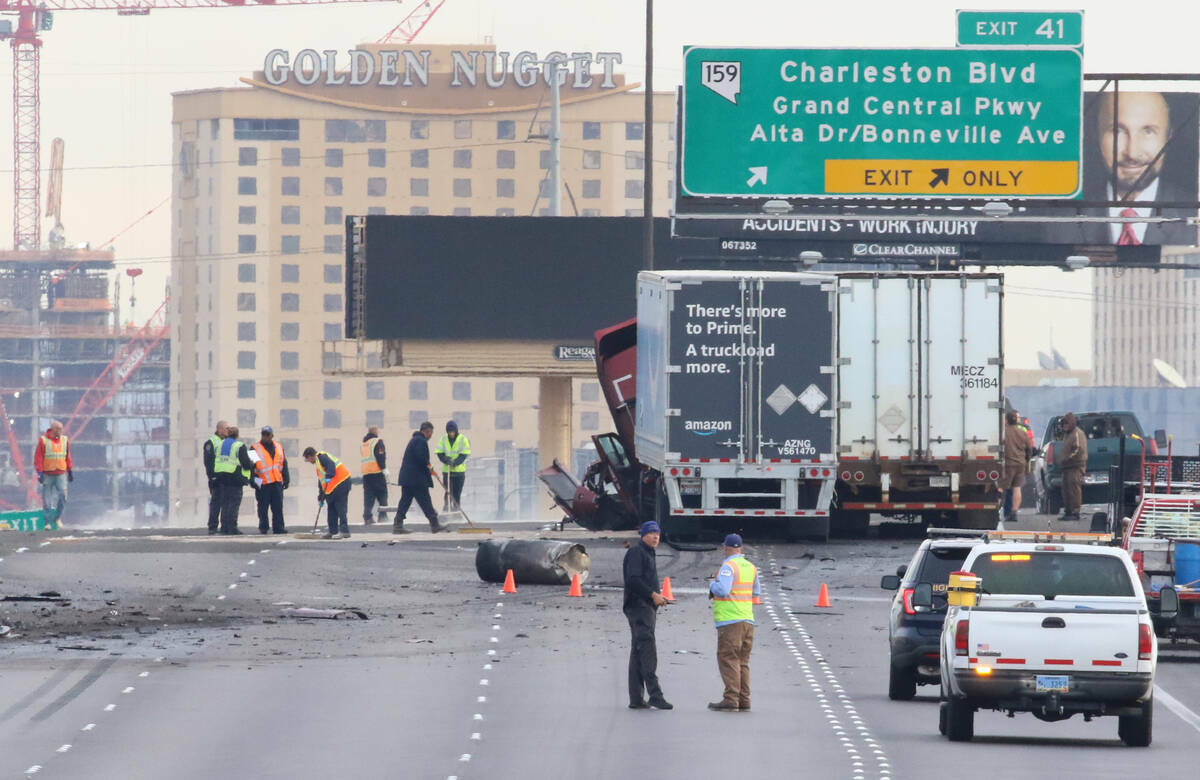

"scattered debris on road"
[279,607,368,620]
[475,539,590,585]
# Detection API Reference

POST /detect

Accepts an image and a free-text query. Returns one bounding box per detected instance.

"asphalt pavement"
[2,513,1200,779]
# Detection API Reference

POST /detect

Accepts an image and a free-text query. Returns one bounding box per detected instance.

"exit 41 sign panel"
[680,46,1083,199]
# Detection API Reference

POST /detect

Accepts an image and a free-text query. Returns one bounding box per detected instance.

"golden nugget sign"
[263,49,624,89]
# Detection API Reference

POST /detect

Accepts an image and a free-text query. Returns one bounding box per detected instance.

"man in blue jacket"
[623,520,672,711]
[393,421,447,534]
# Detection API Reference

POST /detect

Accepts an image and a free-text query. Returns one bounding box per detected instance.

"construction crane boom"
[0,0,399,249]
[378,0,443,44]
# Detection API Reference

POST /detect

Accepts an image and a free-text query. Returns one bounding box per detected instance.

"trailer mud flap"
[475,539,591,586]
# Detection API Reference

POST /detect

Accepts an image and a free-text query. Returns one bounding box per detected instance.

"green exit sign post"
[957,10,1084,48]
[680,46,1083,199]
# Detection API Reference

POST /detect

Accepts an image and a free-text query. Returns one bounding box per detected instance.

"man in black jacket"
[202,420,228,535]
[623,520,672,710]
[393,422,446,534]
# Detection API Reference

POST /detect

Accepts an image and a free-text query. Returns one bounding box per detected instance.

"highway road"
[3,516,1199,779]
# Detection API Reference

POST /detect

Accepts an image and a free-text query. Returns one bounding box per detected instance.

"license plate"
[1036,675,1070,693]
[1083,473,1109,484]
[929,476,950,487]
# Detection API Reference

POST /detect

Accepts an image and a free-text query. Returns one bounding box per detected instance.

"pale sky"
[6,0,1198,370]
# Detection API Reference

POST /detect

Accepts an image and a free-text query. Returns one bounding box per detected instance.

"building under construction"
[0,249,170,525]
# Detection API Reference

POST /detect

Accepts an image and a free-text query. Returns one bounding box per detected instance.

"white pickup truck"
[922,537,1156,745]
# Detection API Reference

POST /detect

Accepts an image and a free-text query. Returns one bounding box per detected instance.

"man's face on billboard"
[1098,92,1171,199]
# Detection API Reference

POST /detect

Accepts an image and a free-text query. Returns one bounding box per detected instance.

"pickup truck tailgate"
[968,605,1143,671]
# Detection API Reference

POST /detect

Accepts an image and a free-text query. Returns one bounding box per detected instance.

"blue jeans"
[42,473,68,523]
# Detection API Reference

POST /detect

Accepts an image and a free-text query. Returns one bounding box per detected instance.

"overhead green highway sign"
[680,46,1083,199]
[956,10,1084,48]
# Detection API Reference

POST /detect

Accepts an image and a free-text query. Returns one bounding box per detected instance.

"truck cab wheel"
[1118,697,1152,747]
[945,697,975,742]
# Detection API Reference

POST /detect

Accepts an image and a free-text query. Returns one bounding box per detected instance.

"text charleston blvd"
[263,49,625,89]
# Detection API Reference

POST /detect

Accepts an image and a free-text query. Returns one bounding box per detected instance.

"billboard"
[675,90,1199,255]
[350,216,716,341]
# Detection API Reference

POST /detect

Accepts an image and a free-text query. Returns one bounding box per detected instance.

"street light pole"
[643,0,654,269]
[549,58,562,217]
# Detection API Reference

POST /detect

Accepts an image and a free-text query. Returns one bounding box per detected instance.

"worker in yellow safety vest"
[202,420,229,534]
[34,419,73,524]
[707,534,761,712]
[303,447,352,539]
[435,420,471,511]
[360,426,388,525]
[252,426,290,535]
[212,427,255,535]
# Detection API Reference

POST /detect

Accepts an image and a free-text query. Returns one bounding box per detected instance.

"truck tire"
[938,701,949,735]
[1038,483,1062,515]
[945,697,974,742]
[1118,697,1152,747]
[957,509,998,530]
[888,664,917,701]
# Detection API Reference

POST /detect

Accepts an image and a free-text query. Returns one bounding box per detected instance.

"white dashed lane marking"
[764,548,891,779]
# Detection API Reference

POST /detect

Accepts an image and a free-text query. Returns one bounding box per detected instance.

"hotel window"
[280,381,299,399]
[409,381,427,400]
[368,148,386,167]
[280,352,299,370]
[324,264,342,284]
[408,410,428,428]
[324,235,343,254]
[325,148,343,167]
[281,147,300,166]
[233,118,298,141]
[411,149,429,168]
[625,180,644,198]
[237,380,255,399]
[497,149,515,169]
[410,206,429,215]
[582,180,600,198]
[367,206,386,216]
[323,294,343,312]
[238,206,256,225]
[497,120,515,139]
[367,177,387,196]
[625,151,644,170]
[281,235,300,254]
[582,122,601,140]
[366,381,385,400]
[281,177,300,196]
[581,208,601,217]
[281,264,299,283]
[238,147,257,166]
[324,177,343,196]
[281,293,299,312]
[625,208,644,217]
[237,409,256,428]
[324,322,342,340]
[237,177,257,195]
[625,122,644,140]
[411,179,429,196]
[365,410,385,428]
[280,409,299,428]
[496,208,515,216]
[237,293,256,311]
[454,149,472,168]
[582,150,601,169]
[453,207,471,216]
[281,322,299,341]
[454,179,472,197]
[237,235,256,254]
[454,119,472,139]
[281,205,300,224]
[324,381,341,400]
[411,120,429,139]
[495,381,513,401]
[237,263,255,282]
[325,119,385,142]
[324,410,342,428]
[497,179,515,198]
[325,206,342,225]
[237,351,256,370]
[452,382,471,401]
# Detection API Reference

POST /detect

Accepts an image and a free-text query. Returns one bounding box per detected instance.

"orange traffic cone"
[815,583,831,608]
[502,569,517,594]
[568,573,582,597]
[661,576,675,601]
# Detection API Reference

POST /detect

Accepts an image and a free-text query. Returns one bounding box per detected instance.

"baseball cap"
[261,426,273,434]
[639,521,661,536]
[723,533,743,548]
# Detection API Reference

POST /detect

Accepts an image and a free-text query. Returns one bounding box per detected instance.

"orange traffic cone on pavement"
[815,583,831,608]
[661,576,675,601]
[502,569,517,594]
[568,573,582,597]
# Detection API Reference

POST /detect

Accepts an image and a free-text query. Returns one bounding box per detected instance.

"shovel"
[431,470,490,534]
[293,500,326,539]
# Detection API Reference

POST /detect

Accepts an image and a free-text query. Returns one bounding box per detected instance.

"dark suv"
[880,531,986,700]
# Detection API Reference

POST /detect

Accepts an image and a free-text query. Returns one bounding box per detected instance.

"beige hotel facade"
[169,42,675,521]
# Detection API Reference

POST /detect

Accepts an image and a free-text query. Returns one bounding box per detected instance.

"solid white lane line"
[1156,685,1200,733]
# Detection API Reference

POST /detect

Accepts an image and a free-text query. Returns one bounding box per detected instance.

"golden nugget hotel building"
[169,42,675,523]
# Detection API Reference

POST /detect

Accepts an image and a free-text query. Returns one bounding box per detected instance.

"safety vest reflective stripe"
[214,439,244,474]
[314,452,351,493]
[208,434,221,451]
[41,435,69,472]
[712,557,757,623]
[361,438,382,474]
[253,442,285,484]
[436,434,471,473]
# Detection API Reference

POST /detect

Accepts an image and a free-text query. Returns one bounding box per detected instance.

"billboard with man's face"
[674,90,1199,255]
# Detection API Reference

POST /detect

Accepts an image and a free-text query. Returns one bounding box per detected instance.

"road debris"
[475,539,590,585]
[279,607,368,620]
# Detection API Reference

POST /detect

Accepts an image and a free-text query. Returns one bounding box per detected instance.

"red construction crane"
[0,0,400,250]
[377,0,443,44]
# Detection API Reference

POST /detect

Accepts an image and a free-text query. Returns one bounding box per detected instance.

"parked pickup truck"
[1032,411,1149,515]
[1122,493,1200,643]
[926,535,1156,745]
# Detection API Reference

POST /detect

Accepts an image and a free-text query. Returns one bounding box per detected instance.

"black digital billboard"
[352,216,715,341]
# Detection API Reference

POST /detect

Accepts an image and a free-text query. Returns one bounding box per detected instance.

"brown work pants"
[1061,467,1084,515]
[716,621,754,708]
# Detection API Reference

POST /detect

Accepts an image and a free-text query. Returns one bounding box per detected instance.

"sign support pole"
[643,0,654,269]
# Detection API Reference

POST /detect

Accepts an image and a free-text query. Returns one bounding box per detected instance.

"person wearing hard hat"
[623,520,672,711]
[435,420,471,512]
[707,534,761,712]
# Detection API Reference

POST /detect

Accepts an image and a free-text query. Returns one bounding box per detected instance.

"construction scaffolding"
[0,248,170,524]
